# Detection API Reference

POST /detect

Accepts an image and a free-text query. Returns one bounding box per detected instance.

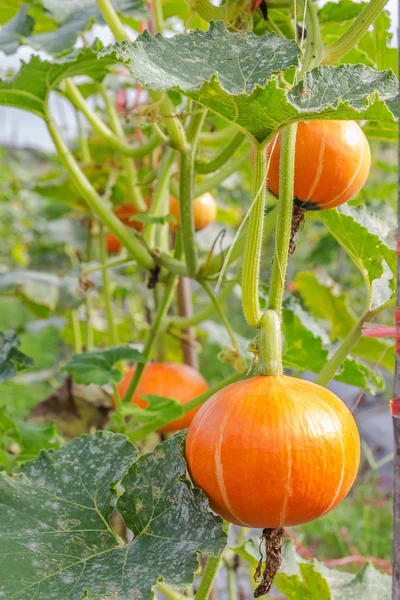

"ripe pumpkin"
[186,375,360,528]
[169,192,217,232]
[115,362,208,433]
[266,120,371,210]
[114,203,145,232]
[106,233,122,254]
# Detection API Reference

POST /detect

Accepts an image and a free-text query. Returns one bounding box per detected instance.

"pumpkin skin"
[115,362,208,433]
[186,375,360,528]
[169,192,217,232]
[106,233,122,254]
[266,120,371,210]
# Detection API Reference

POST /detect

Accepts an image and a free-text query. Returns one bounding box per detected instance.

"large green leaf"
[295,271,394,371]
[319,206,396,309]
[0,45,112,117]
[0,0,146,56]
[63,345,145,385]
[282,300,384,392]
[0,431,227,599]
[0,331,34,383]
[0,270,83,316]
[100,24,398,144]
[0,6,34,54]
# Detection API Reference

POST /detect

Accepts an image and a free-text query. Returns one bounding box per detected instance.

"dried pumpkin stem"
[254,528,285,598]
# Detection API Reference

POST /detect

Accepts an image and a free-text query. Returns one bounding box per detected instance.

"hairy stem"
[268,125,297,316]
[323,0,389,65]
[297,0,324,76]
[99,224,118,346]
[70,311,83,354]
[242,145,267,329]
[196,555,223,600]
[143,148,175,247]
[258,310,283,376]
[179,108,207,276]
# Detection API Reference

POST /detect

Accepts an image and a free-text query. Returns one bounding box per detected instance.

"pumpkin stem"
[258,310,283,376]
[254,527,285,598]
[289,205,306,255]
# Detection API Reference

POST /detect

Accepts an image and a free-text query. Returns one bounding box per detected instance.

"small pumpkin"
[106,233,122,254]
[115,362,208,432]
[186,375,360,528]
[169,192,217,232]
[266,120,371,210]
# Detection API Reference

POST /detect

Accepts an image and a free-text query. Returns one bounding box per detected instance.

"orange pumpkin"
[266,120,371,210]
[114,202,149,232]
[115,362,208,433]
[169,192,217,232]
[186,375,360,528]
[106,233,122,254]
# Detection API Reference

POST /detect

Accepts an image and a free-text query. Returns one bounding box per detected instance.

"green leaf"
[331,563,390,599]
[295,271,355,340]
[100,26,398,144]
[295,271,394,371]
[0,45,113,118]
[0,0,147,56]
[121,394,184,423]
[0,331,34,383]
[277,563,331,599]
[282,300,384,393]
[319,206,396,308]
[63,345,145,385]
[0,6,34,54]
[318,0,366,23]
[0,431,227,599]
[0,270,82,316]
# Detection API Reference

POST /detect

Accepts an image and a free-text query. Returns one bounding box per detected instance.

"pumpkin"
[169,192,217,232]
[106,233,122,254]
[114,202,149,232]
[186,375,360,528]
[266,120,371,210]
[115,362,208,432]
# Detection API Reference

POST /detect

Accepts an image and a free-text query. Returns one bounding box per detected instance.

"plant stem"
[268,124,297,316]
[177,277,199,369]
[191,0,225,21]
[315,316,365,387]
[99,84,146,212]
[200,280,239,350]
[143,148,175,247]
[156,582,182,600]
[195,132,245,174]
[97,0,128,41]
[99,224,118,345]
[179,108,206,277]
[297,0,324,76]
[65,79,159,159]
[258,310,283,376]
[199,126,238,146]
[83,257,136,275]
[168,281,235,329]
[122,276,178,403]
[196,555,223,600]
[127,370,242,441]
[152,0,165,32]
[70,311,82,353]
[201,207,277,279]
[75,110,91,162]
[45,113,154,271]
[242,145,267,329]
[170,147,251,200]
[151,91,189,152]
[323,0,389,65]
